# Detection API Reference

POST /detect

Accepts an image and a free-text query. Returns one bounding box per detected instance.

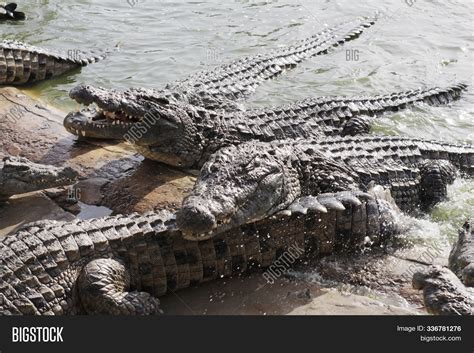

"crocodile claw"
[317,194,346,211]
[284,191,374,215]
[334,191,363,206]
[277,209,293,217]
[288,196,328,215]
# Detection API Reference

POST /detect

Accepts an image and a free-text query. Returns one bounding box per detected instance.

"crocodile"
[0,40,106,85]
[413,221,474,315]
[0,3,25,20]
[175,135,473,240]
[449,219,474,287]
[63,16,379,135]
[0,190,400,315]
[412,265,473,315]
[168,16,377,105]
[0,156,78,201]
[64,83,467,168]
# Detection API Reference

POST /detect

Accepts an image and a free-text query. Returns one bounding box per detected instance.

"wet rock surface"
[0,87,195,221]
[158,269,422,315]
[0,192,76,236]
[0,88,458,315]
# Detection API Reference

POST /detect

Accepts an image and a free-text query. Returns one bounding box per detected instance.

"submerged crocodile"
[412,220,474,315]
[65,83,467,168]
[0,190,399,315]
[63,16,379,139]
[0,156,78,201]
[175,135,473,240]
[0,40,106,85]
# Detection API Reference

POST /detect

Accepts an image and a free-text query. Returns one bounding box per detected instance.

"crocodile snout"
[176,203,217,238]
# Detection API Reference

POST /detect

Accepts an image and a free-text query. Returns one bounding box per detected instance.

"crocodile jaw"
[63,108,140,139]
[176,145,296,240]
[0,156,78,199]
[65,84,151,140]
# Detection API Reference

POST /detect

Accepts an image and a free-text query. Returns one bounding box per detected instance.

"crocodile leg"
[419,160,457,209]
[1,193,401,316]
[64,83,467,171]
[177,135,473,238]
[77,258,162,315]
[340,116,372,136]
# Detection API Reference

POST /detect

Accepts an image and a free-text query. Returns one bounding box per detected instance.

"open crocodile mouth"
[64,106,144,139]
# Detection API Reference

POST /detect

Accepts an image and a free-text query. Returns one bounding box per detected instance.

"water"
[2,0,473,242]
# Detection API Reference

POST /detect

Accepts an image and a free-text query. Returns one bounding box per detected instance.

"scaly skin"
[63,15,379,139]
[65,16,377,115]
[0,156,78,201]
[0,193,399,315]
[168,16,378,103]
[64,83,467,168]
[176,135,473,239]
[412,265,474,315]
[413,220,474,315]
[449,219,474,287]
[0,40,106,85]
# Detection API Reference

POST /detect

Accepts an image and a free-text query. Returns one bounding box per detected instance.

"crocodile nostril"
[176,204,216,235]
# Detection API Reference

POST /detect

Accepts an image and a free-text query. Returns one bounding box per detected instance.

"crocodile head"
[176,142,302,240]
[64,84,206,167]
[177,139,363,239]
[0,156,78,200]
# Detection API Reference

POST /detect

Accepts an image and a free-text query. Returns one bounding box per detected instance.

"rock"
[0,192,75,236]
[0,88,70,163]
[286,288,312,301]
[74,177,109,205]
[43,187,82,215]
[0,87,195,214]
[101,160,195,214]
[287,290,421,315]
[158,273,421,315]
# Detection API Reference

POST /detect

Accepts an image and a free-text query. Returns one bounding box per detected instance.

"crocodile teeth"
[80,130,86,137]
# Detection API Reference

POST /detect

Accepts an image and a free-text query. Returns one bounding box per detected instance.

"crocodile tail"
[366,83,467,111]
[0,40,107,85]
[173,15,378,102]
[67,49,108,66]
[417,139,474,176]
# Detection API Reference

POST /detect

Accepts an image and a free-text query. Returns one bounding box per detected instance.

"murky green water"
[2,0,473,241]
